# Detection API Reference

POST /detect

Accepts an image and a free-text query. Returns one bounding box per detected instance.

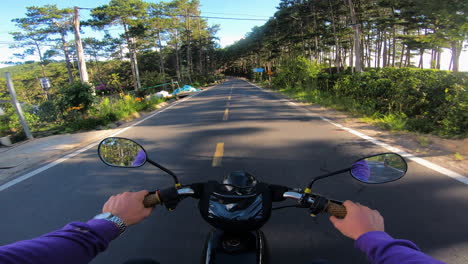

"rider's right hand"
[329,200,384,240]
[102,190,154,226]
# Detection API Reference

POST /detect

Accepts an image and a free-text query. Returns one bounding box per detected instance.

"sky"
[0,0,466,71]
[0,0,280,67]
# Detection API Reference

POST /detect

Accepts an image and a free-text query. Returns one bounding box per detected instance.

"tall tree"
[12,5,75,83]
[90,0,149,91]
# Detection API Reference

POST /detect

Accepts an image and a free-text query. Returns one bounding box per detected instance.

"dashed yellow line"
[223,108,229,121]
[212,143,224,167]
[228,95,231,100]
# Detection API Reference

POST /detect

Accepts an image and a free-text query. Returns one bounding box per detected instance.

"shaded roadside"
[251,81,467,177]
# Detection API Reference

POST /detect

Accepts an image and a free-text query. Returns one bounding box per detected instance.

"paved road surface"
[0,79,467,263]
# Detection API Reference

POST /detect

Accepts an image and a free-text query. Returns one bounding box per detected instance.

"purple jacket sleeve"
[0,219,119,264]
[356,231,445,264]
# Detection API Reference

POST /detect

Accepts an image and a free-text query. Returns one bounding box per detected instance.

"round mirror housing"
[98,137,147,168]
[351,153,407,184]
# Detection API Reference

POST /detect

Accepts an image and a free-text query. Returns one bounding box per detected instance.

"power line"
[190,15,268,21]
[202,11,270,18]
[77,7,268,21]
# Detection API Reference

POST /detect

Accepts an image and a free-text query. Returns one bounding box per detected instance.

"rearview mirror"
[98,137,147,168]
[351,153,407,184]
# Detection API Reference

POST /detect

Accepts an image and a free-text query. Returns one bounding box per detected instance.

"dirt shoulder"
[257,83,467,176]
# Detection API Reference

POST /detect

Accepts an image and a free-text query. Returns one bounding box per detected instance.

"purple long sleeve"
[0,219,119,264]
[356,231,445,264]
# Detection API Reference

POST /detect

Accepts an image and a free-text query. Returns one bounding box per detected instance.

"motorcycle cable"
[272,204,302,210]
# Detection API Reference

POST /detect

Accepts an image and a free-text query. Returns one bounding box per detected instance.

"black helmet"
[221,170,258,195]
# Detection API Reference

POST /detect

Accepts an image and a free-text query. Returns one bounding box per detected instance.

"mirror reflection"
[351,153,407,184]
[98,137,147,167]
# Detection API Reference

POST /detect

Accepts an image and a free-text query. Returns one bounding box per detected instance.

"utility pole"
[5,73,33,140]
[73,7,91,87]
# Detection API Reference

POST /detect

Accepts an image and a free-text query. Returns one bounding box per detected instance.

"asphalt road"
[1,79,467,263]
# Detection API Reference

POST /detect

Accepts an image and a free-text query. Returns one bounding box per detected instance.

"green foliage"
[55,82,94,117]
[90,94,165,125]
[37,101,58,122]
[272,56,322,90]
[274,67,467,137]
[0,103,40,137]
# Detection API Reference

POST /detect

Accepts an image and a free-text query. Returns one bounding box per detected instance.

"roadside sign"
[267,70,273,75]
[39,78,51,91]
[253,68,264,73]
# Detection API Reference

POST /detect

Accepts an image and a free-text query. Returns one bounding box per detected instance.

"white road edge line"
[0,86,215,192]
[248,81,468,185]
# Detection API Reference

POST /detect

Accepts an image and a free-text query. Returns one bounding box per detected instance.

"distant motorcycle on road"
[98,137,408,264]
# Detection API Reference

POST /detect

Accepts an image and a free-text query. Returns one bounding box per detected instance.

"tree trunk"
[348,0,363,72]
[391,6,396,67]
[382,32,388,67]
[185,9,192,82]
[123,23,141,91]
[313,7,320,61]
[73,7,89,85]
[174,29,181,81]
[197,18,203,75]
[157,30,165,76]
[93,52,103,83]
[376,30,381,68]
[436,47,441,70]
[399,44,404,68]
[419,48,424,69]
[328,0,340,71]
[349,36,354,71]
[451,41,462,73]
[61,32,74,84]
[34,41,47,78]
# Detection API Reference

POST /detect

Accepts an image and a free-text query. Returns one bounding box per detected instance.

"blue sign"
[253,68,264,73]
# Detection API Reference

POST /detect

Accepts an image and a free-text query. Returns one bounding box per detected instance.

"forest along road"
[0,78,467,264]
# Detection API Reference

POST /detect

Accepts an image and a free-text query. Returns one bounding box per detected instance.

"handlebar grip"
[325,201,347,219]
[143,192,161,208]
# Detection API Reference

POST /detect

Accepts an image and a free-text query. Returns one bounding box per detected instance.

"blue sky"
[0,0,280,66]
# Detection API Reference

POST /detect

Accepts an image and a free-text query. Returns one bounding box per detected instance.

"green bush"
[0,103,40,137]
[37,101,58,122]
[55,82,94,118]
[273,56,322,90]
[273,67,467,137]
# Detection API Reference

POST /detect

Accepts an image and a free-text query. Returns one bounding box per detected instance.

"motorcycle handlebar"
[143,187,347,219]
[325,201,347,219]
[143,192,161,208]
[143,188,195,208]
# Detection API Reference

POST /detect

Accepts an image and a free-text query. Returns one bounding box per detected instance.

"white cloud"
[218,34,244,48]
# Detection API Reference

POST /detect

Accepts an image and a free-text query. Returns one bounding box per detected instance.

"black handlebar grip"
[325,201,347,219]
[143,193,161,208]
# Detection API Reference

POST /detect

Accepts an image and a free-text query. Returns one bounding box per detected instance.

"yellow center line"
[212,143,224,167]
[223,108,229,121]
[228,95,231,100]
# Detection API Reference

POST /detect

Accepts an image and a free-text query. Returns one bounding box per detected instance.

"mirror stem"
[308,167,352,189]
[147,159,180,184]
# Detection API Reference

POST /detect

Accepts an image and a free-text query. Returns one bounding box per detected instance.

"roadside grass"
[279,86,410,134]
[417,136,430,148]
[4,95,169,143]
